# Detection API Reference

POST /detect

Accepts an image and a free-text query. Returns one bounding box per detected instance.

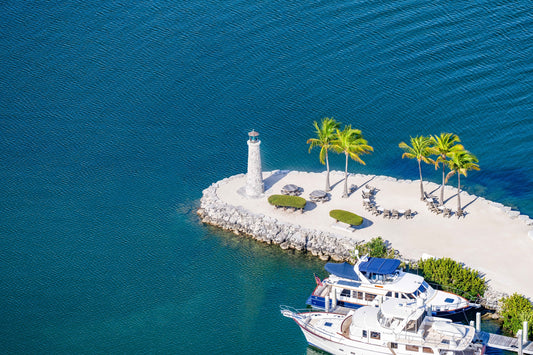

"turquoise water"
[1,1,530,353]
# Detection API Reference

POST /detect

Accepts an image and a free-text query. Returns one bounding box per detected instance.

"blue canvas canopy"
[324,262,360,281]
[358,257,400,275]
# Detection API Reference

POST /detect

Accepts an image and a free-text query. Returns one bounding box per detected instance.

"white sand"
[215,170,533,298]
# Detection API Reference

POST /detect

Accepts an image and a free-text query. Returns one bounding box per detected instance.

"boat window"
[406,345,419,352]
[340,289,350,297]
[356,291,363,300]
[395,292,399,298]
[423,347,434,353]
[414,290,420,297]
[386,291,393,297]
[407,293,416,300]
[404,314,424,333]
[362,330,367,338]
[390,342,398,349]
[401,293,407,299]
[404,319,417,333]
[370,331,380,340]
[365,293,376,301]
[418,283,427,294]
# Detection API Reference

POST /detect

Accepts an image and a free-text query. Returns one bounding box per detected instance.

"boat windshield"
[378,310,403,329]
[413,281,429,297]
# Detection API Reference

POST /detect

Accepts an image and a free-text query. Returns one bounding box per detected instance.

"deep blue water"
[1,0,531,353]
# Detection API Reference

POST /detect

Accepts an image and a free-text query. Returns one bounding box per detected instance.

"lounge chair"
[404,209,412,219]
[391,209,399,219]
[383,209,391,219]
[456,208,465,218]
[443,208,451,218]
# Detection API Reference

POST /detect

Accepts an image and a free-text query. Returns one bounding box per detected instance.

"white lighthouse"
[246,130,264,197]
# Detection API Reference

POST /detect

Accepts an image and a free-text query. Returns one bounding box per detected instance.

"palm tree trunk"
[418,159,424,200]
[343,153,349,198]
[325,150,331,192]
[457,174,462,211]
[440,163,445,205]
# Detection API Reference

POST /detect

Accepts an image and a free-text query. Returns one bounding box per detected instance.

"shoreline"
[198,170,533,304]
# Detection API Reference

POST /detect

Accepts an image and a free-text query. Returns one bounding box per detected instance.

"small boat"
[282,298,486,355]
[307,256,477,316]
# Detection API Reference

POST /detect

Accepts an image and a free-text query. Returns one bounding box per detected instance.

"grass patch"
[268,194,307,209]
[412,257,486,301]
[329,209,363,226]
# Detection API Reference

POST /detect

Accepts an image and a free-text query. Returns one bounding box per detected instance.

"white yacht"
[307,256,476,316]
[282,298,486,355]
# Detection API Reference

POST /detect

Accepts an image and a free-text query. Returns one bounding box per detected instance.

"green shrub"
[350,237,396,259]
[329,209,363,226]
[267,194,306,209]
[415,257,486,301]
[500,293,533,338]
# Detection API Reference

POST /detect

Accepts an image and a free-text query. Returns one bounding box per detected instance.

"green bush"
[329,209,363,226]
[267,194,306,209]
[500,293,533,338]
[351,237,396,259]
[415,257,486,301]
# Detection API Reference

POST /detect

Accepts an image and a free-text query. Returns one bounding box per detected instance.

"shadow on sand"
[263,172,288,192]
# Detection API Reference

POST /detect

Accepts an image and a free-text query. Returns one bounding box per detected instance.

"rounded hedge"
[268,194,307,209]
[329,209,363,226]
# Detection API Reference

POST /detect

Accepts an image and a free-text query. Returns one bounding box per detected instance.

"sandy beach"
[215,170,533,298]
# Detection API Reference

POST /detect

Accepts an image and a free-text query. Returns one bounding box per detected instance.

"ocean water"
[1,0,531,353]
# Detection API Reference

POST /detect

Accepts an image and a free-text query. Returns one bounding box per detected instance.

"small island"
[198,127,533,307]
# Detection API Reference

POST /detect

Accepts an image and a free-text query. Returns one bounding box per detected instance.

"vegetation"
[414,257,486,301]
[329,209,363,226]
[331,125,373,198]
[428,133,464,205]
[350,237,396,260]
[399,136,434,200]
[500,293,533,338]
[445,150,480,211]
[267,195,307,209]
[307,117,341,192]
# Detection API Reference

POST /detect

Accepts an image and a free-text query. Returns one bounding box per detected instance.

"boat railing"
[429,298,476,312]
[426,281,484,308]
[396,331,469,350]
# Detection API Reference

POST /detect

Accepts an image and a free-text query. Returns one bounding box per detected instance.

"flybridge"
[358,258,401,275]
[323,257,402,281]
[325,262,360,281]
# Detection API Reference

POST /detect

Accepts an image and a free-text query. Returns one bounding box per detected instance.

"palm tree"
[429,133,464,205]
[445,150,480,211]
[331,125,373,198]
[307,117,341,191]
[399,136,434,200]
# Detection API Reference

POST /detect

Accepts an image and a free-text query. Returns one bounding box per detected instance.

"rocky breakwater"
[197,174,358,261]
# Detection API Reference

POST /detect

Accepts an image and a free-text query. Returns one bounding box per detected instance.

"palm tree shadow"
[429,186,440,195]
[330,176,344,190]
[331,175,377,197]
[359,176,377,190]
[444,193,457,204]
[462,196,478,210]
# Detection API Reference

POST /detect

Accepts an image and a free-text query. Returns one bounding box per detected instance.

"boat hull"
[296,319,392,355]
